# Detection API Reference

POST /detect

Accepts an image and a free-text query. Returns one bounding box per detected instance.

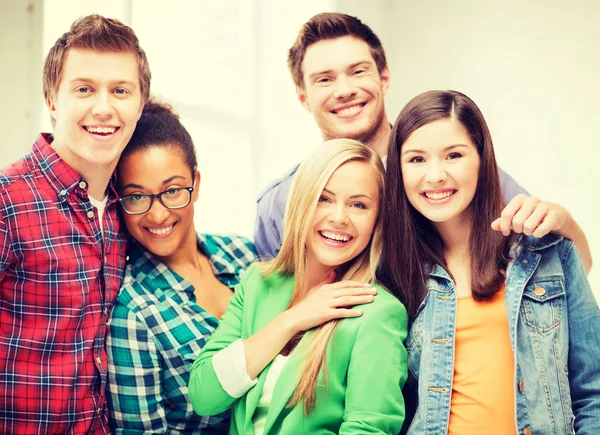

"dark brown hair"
[288,12,387,89]
[380,90,512,318]
[43,14,151,104]
[118,99,197,176]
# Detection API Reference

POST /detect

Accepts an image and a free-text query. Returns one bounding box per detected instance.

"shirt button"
[87,210,94,219]
[518,379,525,392]
[60,189,67,196]
[96,407,102,415]
[96,356,102,365]
[103,307,108,315]
[79,181,87,189]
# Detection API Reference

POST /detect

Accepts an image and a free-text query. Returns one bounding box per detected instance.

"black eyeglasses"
[118,187,194,215]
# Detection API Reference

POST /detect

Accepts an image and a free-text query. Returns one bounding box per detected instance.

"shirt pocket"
[520,279,565,334]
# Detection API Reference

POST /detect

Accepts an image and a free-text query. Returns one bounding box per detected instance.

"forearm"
[556,214,592,273]
[243,310,297,379]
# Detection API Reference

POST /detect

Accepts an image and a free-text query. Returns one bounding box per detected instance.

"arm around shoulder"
[340,291,409,434]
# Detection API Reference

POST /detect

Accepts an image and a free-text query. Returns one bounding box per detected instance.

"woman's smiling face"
[305,160,380,272]
[400,117,480,229]
[117,146,199,261]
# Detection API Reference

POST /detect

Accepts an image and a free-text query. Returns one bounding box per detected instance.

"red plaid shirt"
[0,134,127,434]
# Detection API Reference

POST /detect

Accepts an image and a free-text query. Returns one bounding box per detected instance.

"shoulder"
[114,264,161,314]
[256,164,300,207]
[201,233,258,273]
[343,284,408,333]
[0,154,36,198]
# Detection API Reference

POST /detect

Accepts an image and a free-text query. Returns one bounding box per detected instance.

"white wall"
[0,0,43,162]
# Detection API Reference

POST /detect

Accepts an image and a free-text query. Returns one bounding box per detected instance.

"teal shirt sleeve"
[340,290,409,434]
[107,303,167,433]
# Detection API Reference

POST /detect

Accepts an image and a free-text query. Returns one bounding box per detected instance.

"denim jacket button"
[533,285,546,296]
[518,379,525,392]
[522,259,528,264]
[523,428,532,435]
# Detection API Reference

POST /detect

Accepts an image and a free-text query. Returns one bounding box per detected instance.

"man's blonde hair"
[43,14,151,106]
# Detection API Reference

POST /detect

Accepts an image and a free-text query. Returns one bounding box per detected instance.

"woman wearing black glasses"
[106,100,257,434]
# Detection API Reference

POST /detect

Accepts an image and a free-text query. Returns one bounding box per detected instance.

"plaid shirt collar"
[128,233,245,297]
[32,133,120,205]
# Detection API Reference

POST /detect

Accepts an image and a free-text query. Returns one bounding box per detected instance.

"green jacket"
[189,264,408,434]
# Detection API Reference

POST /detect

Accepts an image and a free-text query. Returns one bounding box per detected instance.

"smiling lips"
[422,189,457,202]
[147,224,174,237]
[84,126,118,136]
[319,230,354,246]
[331,103,365,118]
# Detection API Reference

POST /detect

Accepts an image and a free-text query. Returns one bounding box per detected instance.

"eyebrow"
[68,78,138,88]
[121,175,187,190]
[323,188,373,201]
[401,144,469,155]
[308,60,374,81]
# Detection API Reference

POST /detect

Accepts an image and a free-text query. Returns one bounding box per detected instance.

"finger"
[498,197,524,236]
[327,280,373,290]
[521,205,548,236]
[330,308,363,319]
[332,286,378,298]
[332,294,375,307]
[531,218,554,238]
[510,197,539,234]
[491,217,502,232]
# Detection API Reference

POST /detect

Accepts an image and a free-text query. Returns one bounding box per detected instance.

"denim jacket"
[405,234,600,434]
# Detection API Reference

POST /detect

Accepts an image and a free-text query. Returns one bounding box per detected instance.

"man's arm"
[253,170,297,260]
[497,170,592,273]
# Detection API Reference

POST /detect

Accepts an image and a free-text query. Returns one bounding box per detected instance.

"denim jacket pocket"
[521,279,565,334]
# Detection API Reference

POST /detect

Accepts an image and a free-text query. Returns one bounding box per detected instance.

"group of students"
[0,10,598,435]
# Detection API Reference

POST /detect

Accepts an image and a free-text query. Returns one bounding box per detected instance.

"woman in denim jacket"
[380,90,600,434]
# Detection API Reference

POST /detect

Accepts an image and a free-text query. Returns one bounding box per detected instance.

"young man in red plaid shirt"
[0,14,150,434]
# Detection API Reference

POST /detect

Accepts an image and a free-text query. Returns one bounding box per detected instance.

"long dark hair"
[380,90,512,319]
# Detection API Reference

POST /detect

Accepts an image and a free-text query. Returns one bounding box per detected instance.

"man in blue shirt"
[254,12,591,272]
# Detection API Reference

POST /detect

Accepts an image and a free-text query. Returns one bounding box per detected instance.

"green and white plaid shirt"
[107,233,257,434]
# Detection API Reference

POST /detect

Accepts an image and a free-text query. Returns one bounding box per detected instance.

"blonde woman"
[189,140,408,434]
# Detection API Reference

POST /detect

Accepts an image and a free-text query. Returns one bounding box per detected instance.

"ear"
[296,86,312,112]
[380,66,391,96]
[192,170,201,202]
[47,96,58,123]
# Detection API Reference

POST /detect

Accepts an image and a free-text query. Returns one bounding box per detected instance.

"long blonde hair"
[261,138,385,413]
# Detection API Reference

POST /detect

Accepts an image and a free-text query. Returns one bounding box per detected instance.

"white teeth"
[148,225,173,235]
[424,190,454,200]
[335,105,362,116]
[321,231,350,242]
[86,126,116,134]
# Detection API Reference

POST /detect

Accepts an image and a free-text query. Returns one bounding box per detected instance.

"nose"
[424,161,447,185]
[333,76,357,99]
[91,90,115,118]
[328,203,349,226]
[145,198,170,223]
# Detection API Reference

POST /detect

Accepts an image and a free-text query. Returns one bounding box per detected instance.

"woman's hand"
[283,278,377,334]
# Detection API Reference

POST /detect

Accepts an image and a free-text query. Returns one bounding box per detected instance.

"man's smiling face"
[297,36,390,145]
[47,48,143,173]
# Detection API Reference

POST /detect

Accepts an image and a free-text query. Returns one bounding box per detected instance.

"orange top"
[448,285,517,435]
